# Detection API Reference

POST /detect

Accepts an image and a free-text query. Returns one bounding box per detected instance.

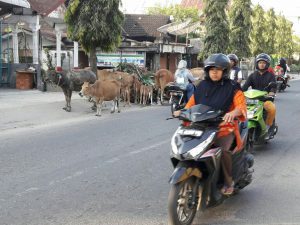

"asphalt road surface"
[1,80,300,225]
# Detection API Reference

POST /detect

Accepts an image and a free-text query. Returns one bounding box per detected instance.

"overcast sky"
[121,0,300,35]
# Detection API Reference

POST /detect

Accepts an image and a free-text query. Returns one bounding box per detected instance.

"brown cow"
[190,67,205,86]
[154,69,174,104]
[79,80,121,116]
[140,84,153,105]
[97,69,134,106]
[133,76,142,104]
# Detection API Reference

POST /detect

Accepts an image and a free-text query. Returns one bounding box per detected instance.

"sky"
[121,0,300,35]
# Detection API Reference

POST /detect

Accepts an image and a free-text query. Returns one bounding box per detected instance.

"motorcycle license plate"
[246,99,259,105]
[177,128,203,137]
[277,81,283,84]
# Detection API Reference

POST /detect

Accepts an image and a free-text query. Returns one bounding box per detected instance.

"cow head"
[45,70,64,86]
[79,82,91,97]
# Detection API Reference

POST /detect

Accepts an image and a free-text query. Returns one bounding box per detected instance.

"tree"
[228,0,251,59]
[147,4,200,23]
[264,8,277,55]
[65,0,124,73]
[275,15,294,59]
[201,0,229,59]
[250,4,267,56]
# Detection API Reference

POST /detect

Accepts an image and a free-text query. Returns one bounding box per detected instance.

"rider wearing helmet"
[228,54,243,84]
[242,53,277,137]
[174,53,247,195]
[275,57,291,86]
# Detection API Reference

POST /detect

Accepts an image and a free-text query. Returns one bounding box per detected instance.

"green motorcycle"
[244,89,278,150]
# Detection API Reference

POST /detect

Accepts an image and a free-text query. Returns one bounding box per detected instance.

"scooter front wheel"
[168,177,199,225]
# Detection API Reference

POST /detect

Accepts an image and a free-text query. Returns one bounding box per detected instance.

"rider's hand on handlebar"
[268,92,275,97]
[223,112,235,123]
[173,110,181,118]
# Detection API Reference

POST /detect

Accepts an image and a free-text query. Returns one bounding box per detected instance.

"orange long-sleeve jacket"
[185,90,247,150]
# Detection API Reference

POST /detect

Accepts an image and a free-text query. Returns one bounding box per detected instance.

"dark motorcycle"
[168,104,254,225]
[276,74,289,92]
[165,83,186,115]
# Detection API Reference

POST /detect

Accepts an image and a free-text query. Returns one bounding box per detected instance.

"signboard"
[96,52,145,68]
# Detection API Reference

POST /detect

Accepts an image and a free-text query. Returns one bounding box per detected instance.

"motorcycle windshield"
[179,104,223,123]
[244,89,267,99]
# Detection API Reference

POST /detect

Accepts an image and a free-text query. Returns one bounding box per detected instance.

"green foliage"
[228,0,251,58]
[201,0,229,59]
[264,8,277,55]
[147,4,199,23]
[250,4,267,56]
[65,0,124,53]
[275,15,294,58]
[289,64,300,73]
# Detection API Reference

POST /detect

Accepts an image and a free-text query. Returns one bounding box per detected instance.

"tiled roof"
[123,14,171,40]
[180,0,203,10]
[27,0,65,16]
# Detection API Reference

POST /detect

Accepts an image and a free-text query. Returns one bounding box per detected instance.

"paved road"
[1,80,300,225]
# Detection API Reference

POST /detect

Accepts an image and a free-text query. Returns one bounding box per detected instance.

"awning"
[0,0,30,17]
[157,19,201,36]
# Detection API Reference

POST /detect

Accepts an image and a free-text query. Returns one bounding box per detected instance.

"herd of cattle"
[45,67,205,116]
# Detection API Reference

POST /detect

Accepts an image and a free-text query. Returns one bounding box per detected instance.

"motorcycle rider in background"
[228,54,243,84]
[174,53,247,195]
[242,53,277,138]
[275,57,291,87]
[174,60,197,102]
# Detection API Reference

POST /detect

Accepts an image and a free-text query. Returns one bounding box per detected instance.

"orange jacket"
[185,90,247,150]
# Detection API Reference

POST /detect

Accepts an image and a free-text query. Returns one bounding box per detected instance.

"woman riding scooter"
[174,53,247,195]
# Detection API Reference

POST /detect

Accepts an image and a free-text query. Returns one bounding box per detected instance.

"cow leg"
[66,90,72,112]
[127,89,131,106]
[117,98,121,113]
[150,92,153,105]
[111,100,116,113]
[96,99,102,116]
[62,88,72,112]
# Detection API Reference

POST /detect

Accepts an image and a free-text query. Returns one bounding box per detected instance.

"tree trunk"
[89,47,97,74]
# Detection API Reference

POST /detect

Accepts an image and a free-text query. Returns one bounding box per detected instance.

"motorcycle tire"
[246,128,254,152]
[168,177,198,225]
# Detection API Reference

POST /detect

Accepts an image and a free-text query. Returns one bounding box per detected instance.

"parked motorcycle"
[244,87,278,151]
[168,104,254,225]
[165,83,186,115]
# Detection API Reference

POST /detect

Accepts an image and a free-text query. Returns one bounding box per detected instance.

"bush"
[289,64,300,73]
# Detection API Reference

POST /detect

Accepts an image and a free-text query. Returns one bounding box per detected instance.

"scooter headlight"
[186,132,216,158]
[247,110,255,119]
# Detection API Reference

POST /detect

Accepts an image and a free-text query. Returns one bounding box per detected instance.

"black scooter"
[168,104,254,225]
